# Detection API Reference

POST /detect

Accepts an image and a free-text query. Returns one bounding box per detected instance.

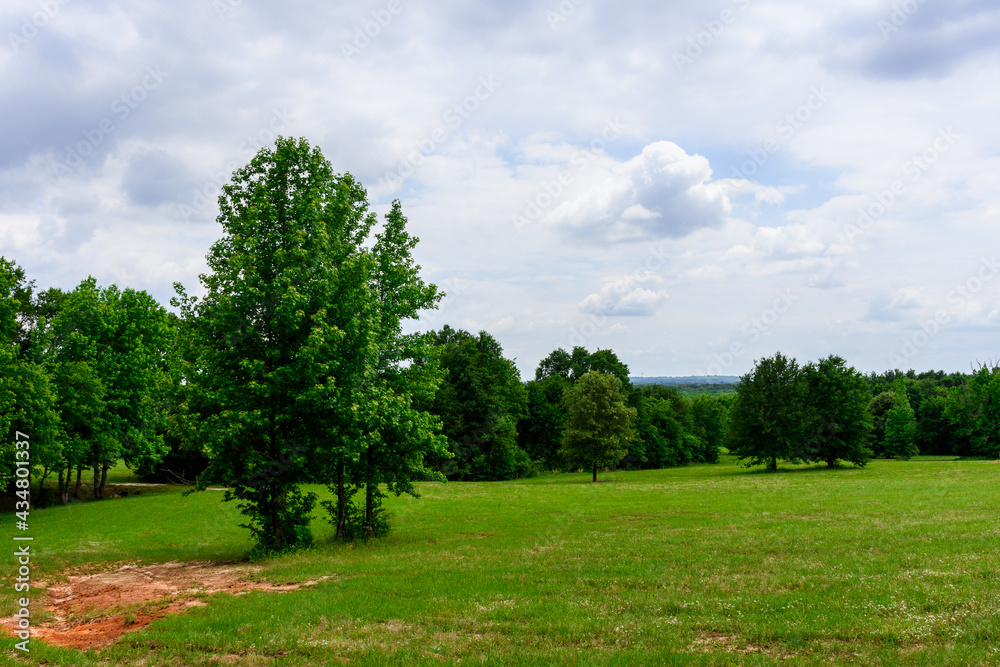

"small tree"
[560,371,636,482]
[884,379,918,459]
[728,352,808,470]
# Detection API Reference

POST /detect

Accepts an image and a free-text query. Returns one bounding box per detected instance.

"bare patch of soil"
[2,561,328,650]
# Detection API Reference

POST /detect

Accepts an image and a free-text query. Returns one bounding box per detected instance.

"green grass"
[3,457,1000,665]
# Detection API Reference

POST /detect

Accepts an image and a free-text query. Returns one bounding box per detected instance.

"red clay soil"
[2,561,327,650]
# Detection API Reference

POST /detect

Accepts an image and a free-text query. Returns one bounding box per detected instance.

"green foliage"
[424,326,529,481]
[560,371,636,481]
[175,138,446,550]
[884,378,918,459]
[174,137,377,552]
[0,258,63,495]
[523,346,633,471]
[535,345,631,388]
[800,355,872,467]
[630,385,719,468]
[867,391,895,457]
[689,393,729,463]
[728,352,809,470]
[945,363,1000,457]
[518,374,570,469]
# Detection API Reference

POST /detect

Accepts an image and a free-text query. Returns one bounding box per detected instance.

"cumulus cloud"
[579,272,668,316]
[548,141,731,242]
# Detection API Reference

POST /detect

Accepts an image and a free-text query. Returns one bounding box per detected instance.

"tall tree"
[174,137,377,552]
[0,258,62,496]
[801,355,872,467]
[560,371,636,482]
[728,352,808,470]
[346,200,448,538]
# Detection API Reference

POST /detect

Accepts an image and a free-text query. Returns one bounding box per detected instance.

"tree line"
[3,137,999,554]
[727,352,1000,469]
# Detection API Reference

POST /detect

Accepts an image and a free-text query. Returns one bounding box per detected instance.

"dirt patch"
[2,561,329,650]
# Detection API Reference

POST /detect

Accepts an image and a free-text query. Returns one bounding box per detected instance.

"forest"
[3,138,999,556]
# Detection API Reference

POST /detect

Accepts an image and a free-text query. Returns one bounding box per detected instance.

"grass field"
[3,456,1000,665]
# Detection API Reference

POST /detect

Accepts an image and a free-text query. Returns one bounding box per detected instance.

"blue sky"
[1,0,998,379]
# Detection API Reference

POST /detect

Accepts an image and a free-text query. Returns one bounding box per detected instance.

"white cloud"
[580,273,669,316]
[548,141,731,241]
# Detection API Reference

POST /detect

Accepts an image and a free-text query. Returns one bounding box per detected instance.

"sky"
[1,0,999,380]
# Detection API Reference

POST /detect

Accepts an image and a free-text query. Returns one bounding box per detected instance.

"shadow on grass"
[721,463,869,477]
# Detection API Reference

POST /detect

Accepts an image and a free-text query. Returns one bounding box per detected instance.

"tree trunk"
[73,466,83,499]
[58,468,66,504]
[99,461,109,499]
[769,456,777,471]
[93,460,101,500]
[38,469,50,507]
[335,460,345,540]
[827,456,837,468]
[592,463,598,482]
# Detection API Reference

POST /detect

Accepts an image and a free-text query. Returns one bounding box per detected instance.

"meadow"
[3,456,1000,665]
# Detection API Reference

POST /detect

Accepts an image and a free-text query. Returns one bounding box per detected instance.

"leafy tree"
[176,137,445,549]
[35,278,172,499]
[945,363,1000,457]
[424,326,530,481]
[631,384,714,468]
[174,137,379,552]
[884,378,918,459]
[560,371,636,482]
[728,352,809,470]
[800,355,872,467]
[633,393,691,468]
[536,346,631,388]
[343,200,448,538]
[0,259,62,497]
[526,346,633,469]
[518,374,570,469]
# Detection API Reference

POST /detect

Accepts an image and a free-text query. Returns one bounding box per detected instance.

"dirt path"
[3,561,329,649]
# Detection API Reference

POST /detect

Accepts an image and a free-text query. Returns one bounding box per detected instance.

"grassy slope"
[3,457,1000,665]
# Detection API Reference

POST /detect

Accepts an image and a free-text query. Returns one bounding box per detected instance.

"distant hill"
[630,376,740,386]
